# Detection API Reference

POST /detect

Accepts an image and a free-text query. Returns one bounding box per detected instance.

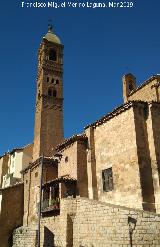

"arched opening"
[128,81,134,91]
[56,79,59,84]
[48,88,52,96]
[53,90,57,97]
[49,49,57,61]
[51,78,54,83]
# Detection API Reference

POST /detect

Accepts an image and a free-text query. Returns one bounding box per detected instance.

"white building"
[1,144,33,188]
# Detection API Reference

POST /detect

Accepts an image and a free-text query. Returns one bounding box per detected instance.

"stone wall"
[128,78,159,102]
[58,140,88,197]
[58,142,78,179]
[93,106,143,209]
[23,165,40,226]
[0,183,24,247]
[40,197,160,247]
[146,102,160,213]
[12,226,37,247]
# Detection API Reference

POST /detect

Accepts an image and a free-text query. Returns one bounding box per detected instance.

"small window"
[65,156,68,163]
[102,168,113,192]
[26,180,28,184]
[56,79,59,84]
[47,77,49,82]
[35,172,38,178]
[48,88,52,96]
[51,78,54,83]
[53,90,57,97]
[49,49,57,61]
[128,81,133,91]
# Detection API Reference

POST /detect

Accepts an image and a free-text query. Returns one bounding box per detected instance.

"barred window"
[102,168,114,192]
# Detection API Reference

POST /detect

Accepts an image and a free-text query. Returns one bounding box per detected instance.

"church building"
[1,25,160,247]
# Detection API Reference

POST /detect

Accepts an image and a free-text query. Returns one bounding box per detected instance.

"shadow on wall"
[8,233,13,247]
[43,226,55,247]
[66,214,74,247]
[128,216,137,247]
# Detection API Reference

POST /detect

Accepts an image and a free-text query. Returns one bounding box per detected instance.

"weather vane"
[48,19,53,32]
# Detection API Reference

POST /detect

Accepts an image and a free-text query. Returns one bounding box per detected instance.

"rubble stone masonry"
[40,197,160,247]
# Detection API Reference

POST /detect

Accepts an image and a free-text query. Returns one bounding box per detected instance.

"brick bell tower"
[33,25,64,161]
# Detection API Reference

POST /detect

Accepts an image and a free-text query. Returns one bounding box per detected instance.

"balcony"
[41,175,77,216]
[42,198,60,213]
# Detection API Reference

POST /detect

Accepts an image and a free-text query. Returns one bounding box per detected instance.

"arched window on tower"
[48,88,52,96]
[49,49,57,61]
[53,90,57,97]
[128,81,134,91]
[56,79,59,84]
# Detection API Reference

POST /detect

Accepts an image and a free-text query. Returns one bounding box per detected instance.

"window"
[65,156,68,163]
[128,81,133,91]
[35,172,38,178]
[56,79,59,84]
[49,49,57,61]
[53,90,57,97]
[102,168,113,192]
[51,78,54,83]
[47,77,49,82]
[48,88,52,96]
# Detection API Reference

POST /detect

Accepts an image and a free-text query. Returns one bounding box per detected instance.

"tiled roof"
[128,75,160,96]
[0,143,33,157]
[42,175,77,187]
[85,100,148,129]
[21,156,57,174]
[10,143,33,154]
[56,134,88,151]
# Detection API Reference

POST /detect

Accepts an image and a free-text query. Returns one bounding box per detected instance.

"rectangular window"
[102,168,114,192]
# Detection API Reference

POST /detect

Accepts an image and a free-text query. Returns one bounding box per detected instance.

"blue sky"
[0,0,160,155]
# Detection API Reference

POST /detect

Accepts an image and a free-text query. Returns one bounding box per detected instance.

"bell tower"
[33,25,64,161]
